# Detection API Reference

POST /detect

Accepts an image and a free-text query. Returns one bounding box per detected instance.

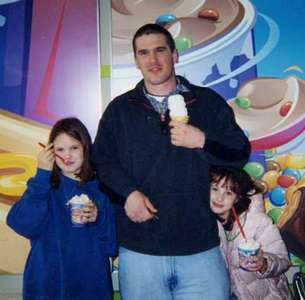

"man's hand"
[37,143,55,170]
[169,120,205,149]
[125,190,158,222]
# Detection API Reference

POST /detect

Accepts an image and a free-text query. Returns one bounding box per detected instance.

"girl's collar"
[60,173,80,184]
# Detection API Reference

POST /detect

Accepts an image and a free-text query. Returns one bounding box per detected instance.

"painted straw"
[231,206,247,240]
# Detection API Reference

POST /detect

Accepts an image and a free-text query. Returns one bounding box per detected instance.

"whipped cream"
[238,239,260,251]
[67,193,90,205]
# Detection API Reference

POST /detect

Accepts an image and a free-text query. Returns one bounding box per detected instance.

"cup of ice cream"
[238,239,260,271]
[67,194,90,227]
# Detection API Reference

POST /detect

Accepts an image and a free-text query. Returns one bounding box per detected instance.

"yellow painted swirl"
[0,153,37,196]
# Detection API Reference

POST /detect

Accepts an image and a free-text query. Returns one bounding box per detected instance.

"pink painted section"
[24,0,101,137]
[250,117,305,150]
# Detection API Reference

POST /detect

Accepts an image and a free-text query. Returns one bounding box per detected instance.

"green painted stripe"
[101,64,111,78]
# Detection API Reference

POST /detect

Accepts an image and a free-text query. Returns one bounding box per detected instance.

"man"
[92,23,250,299]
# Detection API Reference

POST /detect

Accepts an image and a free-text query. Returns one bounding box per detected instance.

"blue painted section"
[0,0,32,114]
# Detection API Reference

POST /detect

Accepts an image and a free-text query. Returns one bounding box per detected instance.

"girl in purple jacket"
[209,166,291,300]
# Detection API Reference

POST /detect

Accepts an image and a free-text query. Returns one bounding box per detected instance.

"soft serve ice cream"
[168,94,189,123]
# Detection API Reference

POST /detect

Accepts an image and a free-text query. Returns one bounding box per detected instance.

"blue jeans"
[118,246,230,300]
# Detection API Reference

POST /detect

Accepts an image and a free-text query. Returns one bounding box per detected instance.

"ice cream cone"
[168,94,189,124]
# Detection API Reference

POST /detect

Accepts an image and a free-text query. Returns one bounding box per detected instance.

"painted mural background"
[0,0,304,285]
[0,0,101,275]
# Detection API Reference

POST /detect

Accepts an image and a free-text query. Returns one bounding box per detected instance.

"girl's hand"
[244,250,267,272]
[82,201,98,223]
[37,143,55,171]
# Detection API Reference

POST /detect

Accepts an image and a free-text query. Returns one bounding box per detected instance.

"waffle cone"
[171,115,189,123]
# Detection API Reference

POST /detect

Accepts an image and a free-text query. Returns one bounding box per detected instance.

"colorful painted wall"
[0,0,101,275]
[0,0,305,283]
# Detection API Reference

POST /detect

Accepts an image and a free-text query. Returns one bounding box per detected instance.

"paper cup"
[70,202,86,227]
[67,194,90,227]
[238,239,260,271]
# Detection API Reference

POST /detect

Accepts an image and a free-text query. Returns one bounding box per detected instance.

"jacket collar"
[127,76,197,108]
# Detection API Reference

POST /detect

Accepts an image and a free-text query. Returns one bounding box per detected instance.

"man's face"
[134,33,178,94]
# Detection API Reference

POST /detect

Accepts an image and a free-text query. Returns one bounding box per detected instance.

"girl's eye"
[211,185,218,191]
[72,146,79,150]
[226,191,235,197]
[55,147,63,152]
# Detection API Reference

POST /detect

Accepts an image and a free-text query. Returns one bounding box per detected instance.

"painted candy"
[266,160,281,172]
[254,179,268,194]
[155,14,177,26]
[277,174,297,188]
[244,162,264,178]
[274,154,288,169]
[174,37,192,52]
[198,8,219,21]
[267,208,283,224]
[262,170,280,191]
[282,168,301,181]
[234,97,251,109]
[279,101,292,117]
[270,186,286,207]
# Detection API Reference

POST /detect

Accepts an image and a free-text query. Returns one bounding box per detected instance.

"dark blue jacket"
[7,169,116,300]
[92,76,250,256]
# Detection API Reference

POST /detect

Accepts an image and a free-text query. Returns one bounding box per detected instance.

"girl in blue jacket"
[7,117,116,300]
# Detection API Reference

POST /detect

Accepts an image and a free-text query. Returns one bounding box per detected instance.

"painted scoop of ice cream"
[168,94,189,123]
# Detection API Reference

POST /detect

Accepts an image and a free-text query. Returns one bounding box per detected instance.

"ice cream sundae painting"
[111,0,258,99]
[228,75,305,264]
[229,76,305,151]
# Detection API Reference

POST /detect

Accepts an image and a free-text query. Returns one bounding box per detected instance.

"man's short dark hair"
[132,23,176,55]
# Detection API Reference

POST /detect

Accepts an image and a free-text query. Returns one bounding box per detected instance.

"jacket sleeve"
[6,169,51,240]
[254,213,291,279]
[92,103,138,199]
[94,193,117,257]
[196,89,250,168]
